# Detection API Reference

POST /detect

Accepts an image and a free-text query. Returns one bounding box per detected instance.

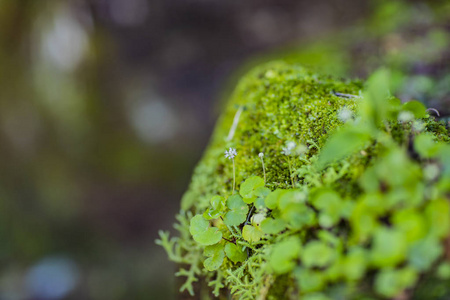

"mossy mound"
[158,62,450,299]
[181,62,363,211]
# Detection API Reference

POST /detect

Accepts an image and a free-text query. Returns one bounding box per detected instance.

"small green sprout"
[203,196,226,220]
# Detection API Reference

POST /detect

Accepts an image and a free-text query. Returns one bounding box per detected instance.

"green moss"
[158,61,450,299]
[181,61,363,211]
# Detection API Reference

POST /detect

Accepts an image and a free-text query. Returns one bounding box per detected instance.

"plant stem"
[222,237,235,244]
[288,157,294,188]
[232,159,236,194]
[244,205,255,226]
[260,156,266,183]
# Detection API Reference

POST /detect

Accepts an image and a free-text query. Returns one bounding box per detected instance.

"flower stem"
[260,156,266,183]
[232,159,236,194]
[288,158,294,188]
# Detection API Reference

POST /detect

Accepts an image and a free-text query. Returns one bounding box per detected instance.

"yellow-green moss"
[181,61,363,212]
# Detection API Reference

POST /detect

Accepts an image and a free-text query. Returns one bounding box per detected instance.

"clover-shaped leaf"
[225,243,246,263]
[260,218,286,234]
[204,243,225,271]
[240,176,265,203]
[269,236,301,274]
[189,214,222,246]
[223,195,248,226]
[203,196,226,220]
[242,225,263,243]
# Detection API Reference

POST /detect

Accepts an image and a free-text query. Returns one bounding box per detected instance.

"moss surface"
[181,62,363,212]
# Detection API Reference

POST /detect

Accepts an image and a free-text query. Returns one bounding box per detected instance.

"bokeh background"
[1,0,449,299]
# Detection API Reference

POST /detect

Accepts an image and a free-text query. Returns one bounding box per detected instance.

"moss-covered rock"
[158,61,450,299]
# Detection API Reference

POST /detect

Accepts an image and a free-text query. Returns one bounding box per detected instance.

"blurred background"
[1,0,449,299]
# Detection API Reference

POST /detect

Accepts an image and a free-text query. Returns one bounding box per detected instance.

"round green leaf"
[203,208,222,220]
[225,243,246,263]
[242,225,263,243]
[210,195,225,209]
[204,243,225,271]
[254,186,270,198]
[223,195,248,226]
[189,214,223,246]
[240,176,265,200]
[402,100,427,118]
[203,196,226,220]
[260,218,286,234]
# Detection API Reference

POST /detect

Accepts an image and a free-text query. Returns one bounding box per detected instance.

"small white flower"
[259,152,264,158]
[398,111,414,123]
[224,148,237,160]
[281,141,296,156]
[286,141,296,149]
[338,107,353,123]
[413,120,425,132]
